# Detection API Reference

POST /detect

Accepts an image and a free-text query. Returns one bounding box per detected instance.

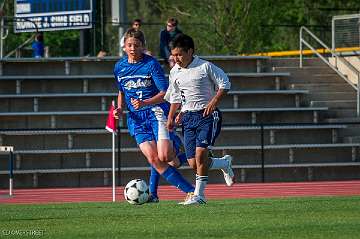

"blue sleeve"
[151,60,168,92]
[113,63,123,92]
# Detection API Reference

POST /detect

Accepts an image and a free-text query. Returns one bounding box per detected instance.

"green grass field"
[1,196,360,239]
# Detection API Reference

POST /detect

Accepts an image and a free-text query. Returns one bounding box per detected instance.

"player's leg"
[149,105,192,188]
[172,112,188,167]
[170,132,188,167]
[207,109,235,186]
[148,166,160,202]
[134,133,162,202]
[139,141,194,194]
[209,154,234,186]
[144,121,180,202]
[149,106,187,167]
[177,125,197,204]
[192,146,210,204]
[183,110,232,205]
[180,111,207,205]
[181,147,208,205]
[147,106,194,197]
[147,141,180,202]
[127,112,161,202]
[150,106,174,164]
[154,138,195,195]
[156,133,188,168]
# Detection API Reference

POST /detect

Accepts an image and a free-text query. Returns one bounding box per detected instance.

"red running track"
[1,180,360,204]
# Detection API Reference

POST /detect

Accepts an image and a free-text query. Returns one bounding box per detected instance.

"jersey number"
[180,90,186,104]
[136,91,143,99]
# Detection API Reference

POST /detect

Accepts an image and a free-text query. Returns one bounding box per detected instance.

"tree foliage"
[1,0,360,57]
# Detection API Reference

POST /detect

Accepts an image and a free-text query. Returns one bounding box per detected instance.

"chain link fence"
[332,14,360,50]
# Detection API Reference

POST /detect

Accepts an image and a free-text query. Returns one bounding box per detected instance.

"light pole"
[118,0,127,57]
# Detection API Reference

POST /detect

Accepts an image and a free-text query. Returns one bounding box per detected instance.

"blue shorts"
[127,105,180,146]
[181,109,222,159]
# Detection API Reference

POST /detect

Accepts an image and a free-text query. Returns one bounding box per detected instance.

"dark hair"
[167,17,178,26]
[35,33,43,42]
[124,28,145,45]
[169,34,194,52]
[132,19,142,25]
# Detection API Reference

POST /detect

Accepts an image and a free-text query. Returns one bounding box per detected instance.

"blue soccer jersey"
[114,54,172,145]
[114,54,169,112]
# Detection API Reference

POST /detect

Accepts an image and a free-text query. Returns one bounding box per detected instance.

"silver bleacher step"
[0,72,290,80]
[325,117,360,123]
[11,143,360,154]
[0,124,346,136]
[228,90,308,95]
[216,143,360,150]
[0,93,118,98]
[0,89,308,98]
[310,100,356,108]
[0,107,328,116]
[228,72,290,77]
[221,107,327,112]
[0,75,113,80]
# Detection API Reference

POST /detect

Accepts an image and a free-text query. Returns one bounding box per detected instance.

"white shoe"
[221,155,235,186]
[178,192,194,205]
[183,195,207,205]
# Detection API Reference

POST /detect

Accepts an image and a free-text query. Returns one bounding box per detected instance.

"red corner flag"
[105,101,118,134]
[106,100,118,202]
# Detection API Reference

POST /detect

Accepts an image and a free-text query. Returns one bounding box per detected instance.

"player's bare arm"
[166,103,181,131]
[203,89,228,117]
[131,91,166,110]
[114,91,124,119]
[175,111,183,125]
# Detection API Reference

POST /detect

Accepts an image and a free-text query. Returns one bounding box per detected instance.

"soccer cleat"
[221,155,235,186]
[147,194,159,203]
[182,195,207,205]
[178,192,194,205]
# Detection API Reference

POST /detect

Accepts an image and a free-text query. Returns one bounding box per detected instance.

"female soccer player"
[113,29,193,202]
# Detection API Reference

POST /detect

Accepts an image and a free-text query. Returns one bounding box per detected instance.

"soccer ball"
[124,179,149,205]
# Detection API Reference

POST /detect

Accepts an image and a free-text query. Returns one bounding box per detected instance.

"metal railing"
[299,26,360,116]
[4,35,34,58]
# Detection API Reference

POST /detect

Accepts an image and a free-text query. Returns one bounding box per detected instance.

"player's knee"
[167,160,180,168]
[188,158,197,170]
[147,154,159,165]
[158,152,171,163]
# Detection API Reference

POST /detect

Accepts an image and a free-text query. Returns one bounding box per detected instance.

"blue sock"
[161,166,194,193]
[149,166,160,198]
[177,152,188,167]
[171,134,187,167]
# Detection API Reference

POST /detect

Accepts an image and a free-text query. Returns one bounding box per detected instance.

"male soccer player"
[165,34,235,205]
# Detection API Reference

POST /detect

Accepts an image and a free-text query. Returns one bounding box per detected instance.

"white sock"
[194,174,208,197]
[209,156,228,170]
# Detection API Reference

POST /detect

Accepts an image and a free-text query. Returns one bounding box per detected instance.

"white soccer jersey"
[165,55,231,112]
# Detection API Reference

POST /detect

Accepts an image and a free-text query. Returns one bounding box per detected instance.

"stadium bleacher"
[0,56,360,188]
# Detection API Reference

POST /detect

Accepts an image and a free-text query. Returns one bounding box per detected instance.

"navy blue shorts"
[182,109,222,159]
